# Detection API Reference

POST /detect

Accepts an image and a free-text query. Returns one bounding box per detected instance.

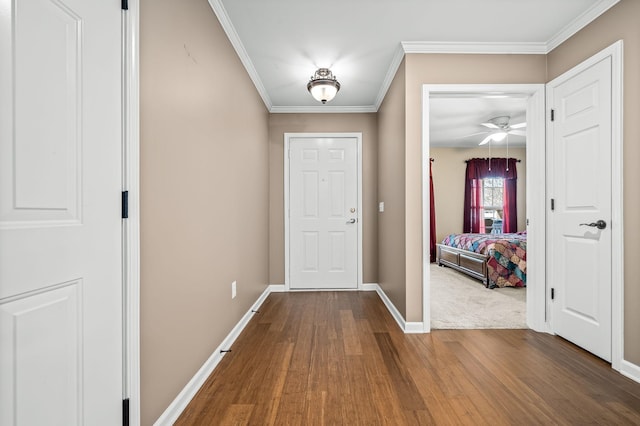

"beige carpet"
[430,264,526,329]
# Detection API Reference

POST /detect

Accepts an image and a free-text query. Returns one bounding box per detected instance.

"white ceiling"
[430,96,527,148]
[212,0,618,112]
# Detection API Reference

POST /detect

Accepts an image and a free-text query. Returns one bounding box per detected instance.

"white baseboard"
[361,283,377,291]
[153,285,274,425]
[404,322,425,333]
[372,284,425,334]
[268,284,286,292]
[620,359,640,384]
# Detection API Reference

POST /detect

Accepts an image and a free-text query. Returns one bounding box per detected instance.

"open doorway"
[421,84,547,333]
[430,95,528,329]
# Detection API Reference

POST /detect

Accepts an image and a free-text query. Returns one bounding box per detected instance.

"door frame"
[284,133,363,291]
[123,1,141,424]
[546,40,624,371]
[421,84,547,333]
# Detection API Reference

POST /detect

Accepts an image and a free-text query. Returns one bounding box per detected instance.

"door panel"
[549,56,612,361]
[289,137,358,289]
[0,0,122,423]
[1,283,81,425]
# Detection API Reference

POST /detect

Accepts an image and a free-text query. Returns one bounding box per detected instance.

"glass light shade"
[309,82,338,104]
[491,131,508,142]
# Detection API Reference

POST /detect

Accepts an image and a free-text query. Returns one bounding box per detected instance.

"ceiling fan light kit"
[307,68,341,104]
[476,115,526,146]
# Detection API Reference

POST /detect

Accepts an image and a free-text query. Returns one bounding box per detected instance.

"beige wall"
[546,0,640,365]
[377,60,408,317]
[402,54,547,321]
[268,113,378,285]
[140,0,269,423]
[430,147,527,243]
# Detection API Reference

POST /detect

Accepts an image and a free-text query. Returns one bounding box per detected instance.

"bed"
[436,232,527,288]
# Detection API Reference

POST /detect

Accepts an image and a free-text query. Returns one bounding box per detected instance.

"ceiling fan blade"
[481,122,500,129]
[510,122,527,129]
[479,134,493,146]
[508,130,526,136]
[457,131,489,139]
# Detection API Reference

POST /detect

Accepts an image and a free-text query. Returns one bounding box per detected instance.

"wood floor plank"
[175,291,640,425]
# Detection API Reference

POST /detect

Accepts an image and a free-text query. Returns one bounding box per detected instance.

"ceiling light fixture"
[307,68,340,104]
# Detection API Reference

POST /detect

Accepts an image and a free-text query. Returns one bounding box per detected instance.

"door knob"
[579,220,606,230]
[346,218,356,224]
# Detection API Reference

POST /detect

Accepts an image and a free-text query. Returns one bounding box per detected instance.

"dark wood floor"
[176,291,640,425]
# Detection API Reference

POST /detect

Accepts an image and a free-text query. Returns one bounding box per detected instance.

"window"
[483,178,504,221]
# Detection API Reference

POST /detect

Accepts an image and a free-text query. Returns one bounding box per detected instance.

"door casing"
[422,84,547,333]
[284,133,363,291]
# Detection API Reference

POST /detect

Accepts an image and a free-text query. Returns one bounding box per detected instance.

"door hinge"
[121,0,128,10]
[551,288,555,300]
[122,191,129,219]
[550,109,555,122]
[122,398,130,426]
[550,198,555,211]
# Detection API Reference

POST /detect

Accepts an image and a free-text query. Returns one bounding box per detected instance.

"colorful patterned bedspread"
[441,232,527,288]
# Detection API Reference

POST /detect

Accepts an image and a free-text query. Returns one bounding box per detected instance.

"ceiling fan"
[468,115,526,145]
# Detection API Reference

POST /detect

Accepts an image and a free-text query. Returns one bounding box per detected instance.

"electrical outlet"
[379,201,385,212]
[231,281,237,299]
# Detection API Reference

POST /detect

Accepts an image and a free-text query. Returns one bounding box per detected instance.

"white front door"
[0,0,123,424]
[547,55,613,361]
[288,136,359,289]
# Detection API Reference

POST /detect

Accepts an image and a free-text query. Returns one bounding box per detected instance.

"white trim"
[361,283,378,291]
[546,40,624,370]
[611,41,624,372]
[371,284,423,333]
[270,105,377,114]
[284,133,363,291]
[402,41,547,55]
[153,285,274,426]
[268,284,286,293]
[620,360,640,384]
[421,84,547,334]
[524,86,548,333]
[546,0,620,52]
[205,0,272,111]
[421,95,431,333]
[404,322,425,334]
[123,2,141,425]
[374,45,406,110]
[373,285,407,332]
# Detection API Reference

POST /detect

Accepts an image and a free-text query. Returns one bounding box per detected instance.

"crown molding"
[207,0,273,110]
[546,0,619,52]
[374,45,406,110]
[270,105,378,114]
[401,41,548,54]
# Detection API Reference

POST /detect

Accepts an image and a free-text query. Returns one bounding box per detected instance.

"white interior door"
[548,55,612,361]
[0,0,123,424]
[289,136,359,289]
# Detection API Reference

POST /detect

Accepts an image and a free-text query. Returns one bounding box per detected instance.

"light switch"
[379,202,384,212]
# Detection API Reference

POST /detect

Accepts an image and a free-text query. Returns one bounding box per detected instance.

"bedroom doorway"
[421,85,547,333]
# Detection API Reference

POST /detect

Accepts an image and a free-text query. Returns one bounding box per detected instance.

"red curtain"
[463,158,518,233]
[502,178,517,233]
[430,159,436,262]
[463,177,485,233]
